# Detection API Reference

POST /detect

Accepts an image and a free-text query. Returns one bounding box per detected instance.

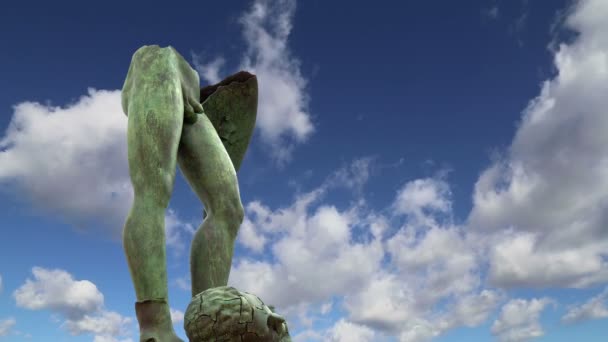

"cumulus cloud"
[393,178,452,225]
[292,329,324,342]
[165,208,196,255]
[236,157,376,255]
[193,0,314,164]
[293,318,382,342]
[468,0,608,289]
[13,267,104,318]
[339,178,500,340]
[238,0,314,162]
[491,298,554,342]
[93,336,134,342]
[0,87,199,251]
[446,290,505,328]
[193,55,226,85]
[0,318,16,337]
[231,202,385,309]
[386,179,484,311]
[325,319,378,342]
[227,162,500,341]
[562,287,608,324]
[237,215,268,253]
[0,0,313,245]
[173,274,191,292]
[63,311,132,337]
[342,272,419,334]
[325,157,375,195]
[170,308,184,324]
[0,89,131,236]
[319,301,332,315]
[488,231,607,288]
[13,267,132,341]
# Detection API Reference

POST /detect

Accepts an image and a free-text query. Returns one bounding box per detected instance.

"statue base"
[184,286,291,342]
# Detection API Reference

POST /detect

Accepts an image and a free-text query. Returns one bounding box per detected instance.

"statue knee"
[212,200,244,238]
[132,180,173,210]
[226,201,244,227]
[234,202,245,225]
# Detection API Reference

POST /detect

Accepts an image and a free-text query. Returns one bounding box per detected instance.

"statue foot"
[136,299,184,342]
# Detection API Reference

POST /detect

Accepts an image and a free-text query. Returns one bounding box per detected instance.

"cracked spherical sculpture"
[184,286,291,342]
[120,45,291,341]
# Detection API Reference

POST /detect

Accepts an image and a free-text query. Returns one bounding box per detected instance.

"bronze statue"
[120,45,289,341]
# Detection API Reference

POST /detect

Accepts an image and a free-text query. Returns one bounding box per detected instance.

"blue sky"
[1,0,608,341]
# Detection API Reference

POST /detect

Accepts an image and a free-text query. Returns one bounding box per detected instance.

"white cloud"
[292,330,323,342]
[0,274,3,294]
[12,2,608,340]
[173,274,191,292]
[237,157,375,255]
[229,167,500,341]
[237,215,268,253]
[193,0,314,164]
[388,226,476,284]
[468,0,608,289]
[0,89,131,236]
[0,318,16,337]
[93,336,134,342]
[63,311,132,337]
[13,267,104,318]
[446,290,505,328]
[239,0,314,163]
[386,179,483,311]
[193,55,226,85]
[0,0,314,245]
[13,267,132,341]
[165,208,196,255]
[241,187,324,237]
[562,287,608,323]
[320,301,333,315]
[350,218,499,340]
[325,319,378,342]
[230,199,384,310]
[491,298,554,342]
[393,178,452,225]
[170,308,184,324]
[0,87,199,251]
[398,321,441,342]
[489,231,607,288]
[326,157,374,194]
[342,273,417,334]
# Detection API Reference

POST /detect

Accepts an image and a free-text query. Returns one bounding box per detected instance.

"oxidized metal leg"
[121,44,203,341]
[177,71,257,297]
[177,97,245,297]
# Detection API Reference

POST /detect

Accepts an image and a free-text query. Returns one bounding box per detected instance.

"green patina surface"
[120,45,285,341]
[200,73,258,172]
[184,286,291,342]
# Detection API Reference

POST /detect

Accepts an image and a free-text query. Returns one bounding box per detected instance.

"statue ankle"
[135,299,173,331]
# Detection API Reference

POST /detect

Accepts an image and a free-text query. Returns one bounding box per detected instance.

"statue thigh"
[123,45,186,205]
[177,112,243,220]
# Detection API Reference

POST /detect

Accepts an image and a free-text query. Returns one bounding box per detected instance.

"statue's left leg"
[121,45,202,342]
[177,110,245,297]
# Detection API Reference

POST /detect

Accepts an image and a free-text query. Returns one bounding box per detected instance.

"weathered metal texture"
[120,44,287,342]
[184,286,291,342]
[121,44,203,342]
[200,71,258,172]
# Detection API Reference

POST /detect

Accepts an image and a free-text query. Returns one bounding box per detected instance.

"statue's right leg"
[121,45,189,342]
